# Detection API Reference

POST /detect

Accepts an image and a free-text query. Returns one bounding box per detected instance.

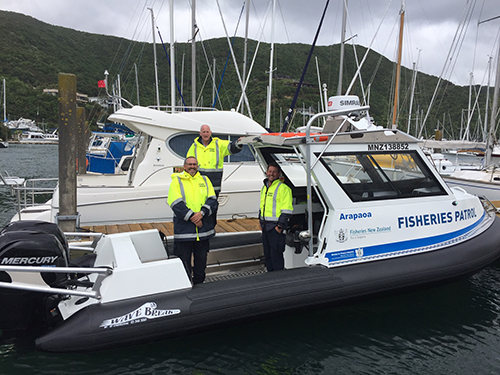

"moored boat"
[1,99,500,353]
[11,107,266,225]
[18,130,58,144]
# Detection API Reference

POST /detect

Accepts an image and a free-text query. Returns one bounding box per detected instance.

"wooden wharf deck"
[81,217,261,236]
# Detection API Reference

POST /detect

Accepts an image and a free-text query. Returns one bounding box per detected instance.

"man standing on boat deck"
[259,162,293,272]
[186,124,243,199]
[168,156,217,284]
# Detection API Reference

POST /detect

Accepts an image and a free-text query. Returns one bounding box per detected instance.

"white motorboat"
[1,98,500,352]
[19,130,58,144]
[12,107,267,226]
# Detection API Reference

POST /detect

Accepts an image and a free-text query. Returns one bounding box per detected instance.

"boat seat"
[129,230,168,263]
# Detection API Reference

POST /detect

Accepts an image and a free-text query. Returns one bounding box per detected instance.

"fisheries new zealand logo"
[335,228,349,243]
[100,302,180,329]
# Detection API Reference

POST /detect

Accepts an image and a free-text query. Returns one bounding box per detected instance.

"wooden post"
[57,73,78,232]
[76,107,86,175]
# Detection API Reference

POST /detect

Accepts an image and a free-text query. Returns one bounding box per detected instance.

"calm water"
[1,145,500,374]
[0,143,59,228]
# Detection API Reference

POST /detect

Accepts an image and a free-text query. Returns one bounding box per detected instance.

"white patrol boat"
[1,96,500,352]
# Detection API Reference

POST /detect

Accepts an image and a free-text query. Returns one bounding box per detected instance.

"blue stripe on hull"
[326,211,487,264]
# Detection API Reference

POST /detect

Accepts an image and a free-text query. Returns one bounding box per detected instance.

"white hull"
[444,171,500,202]
[17,167,263,226]
[12,107,267,226]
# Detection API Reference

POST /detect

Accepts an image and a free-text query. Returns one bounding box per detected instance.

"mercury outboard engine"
[0,221,69,330]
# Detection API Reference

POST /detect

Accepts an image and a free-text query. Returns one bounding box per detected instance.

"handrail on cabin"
[303,105,371,258]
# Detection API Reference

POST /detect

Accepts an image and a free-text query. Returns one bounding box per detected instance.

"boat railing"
[303,105,371,257]
[147,105,219,112]
[0,265,112,300]
[478,195,500,214]
[11,177,58,219]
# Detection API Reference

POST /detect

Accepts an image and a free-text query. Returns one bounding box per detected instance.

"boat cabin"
[242,118,490,270]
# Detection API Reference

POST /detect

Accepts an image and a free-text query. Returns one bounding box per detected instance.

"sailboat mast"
[265,0,276,130]
[2,78,5,123]
[485,37,500,166]
[149,8,160,109]
[391,1,405,129]
[170,0,176,113]
[192,0,196,109]
[134,63,140,106]
[337,0,347,95]
[407,49,420,134]
[484,56,492,142]
[242,0,250,114]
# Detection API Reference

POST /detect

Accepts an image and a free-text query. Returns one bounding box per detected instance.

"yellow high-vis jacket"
[259,178,293,232]
[167,170,217,241]
[186,136,241,191]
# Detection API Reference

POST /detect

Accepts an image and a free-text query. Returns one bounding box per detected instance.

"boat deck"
[81,218,266,278]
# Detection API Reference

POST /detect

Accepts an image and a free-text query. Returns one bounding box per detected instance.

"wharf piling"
[57,73,78,232]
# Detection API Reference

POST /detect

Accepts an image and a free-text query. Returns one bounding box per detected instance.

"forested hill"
[0,10,477,138]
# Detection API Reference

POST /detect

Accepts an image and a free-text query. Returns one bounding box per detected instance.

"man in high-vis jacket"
[167,156,217,284]
[186,124,242,197]
[259,162,293,272]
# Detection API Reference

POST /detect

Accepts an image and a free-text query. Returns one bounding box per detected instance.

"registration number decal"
[367,143,409,151]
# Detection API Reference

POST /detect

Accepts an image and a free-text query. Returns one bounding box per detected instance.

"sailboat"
[10,3,267,226]
[441,22,500,204]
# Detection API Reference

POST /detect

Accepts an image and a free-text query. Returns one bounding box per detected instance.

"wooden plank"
[140,223,154,230]
[155,222,174,236]
[128,223,144,232]
[233,218,261,231]
[215,220,233,233]
[118,224,132,232]
[107,225,120,234]
[93,225,106,234]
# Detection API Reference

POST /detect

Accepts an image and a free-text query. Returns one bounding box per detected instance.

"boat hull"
[36,216,500,352]
[444,175,500,202]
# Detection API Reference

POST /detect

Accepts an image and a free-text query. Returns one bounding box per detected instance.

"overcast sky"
[1,0,499,88]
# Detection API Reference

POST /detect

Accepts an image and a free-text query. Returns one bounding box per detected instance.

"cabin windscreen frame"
[316,150,447,202]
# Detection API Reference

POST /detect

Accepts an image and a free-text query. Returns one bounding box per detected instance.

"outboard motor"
[0,221,69,330]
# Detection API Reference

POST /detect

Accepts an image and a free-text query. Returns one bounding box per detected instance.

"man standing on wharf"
[259,162,293,272]
[186,124,242,198]
[168,156,217,284]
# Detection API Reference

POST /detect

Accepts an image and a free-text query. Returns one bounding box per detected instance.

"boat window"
[167,134,255,162]
[318,151,447,201]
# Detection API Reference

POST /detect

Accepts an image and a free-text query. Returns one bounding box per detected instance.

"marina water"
[1,144,500,374]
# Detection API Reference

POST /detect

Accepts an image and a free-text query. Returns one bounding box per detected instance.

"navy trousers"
[262,227,286,271]
[174,240,210,284]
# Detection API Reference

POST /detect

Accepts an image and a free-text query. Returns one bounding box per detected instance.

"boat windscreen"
[318,151,447,202]
[167,133,255,162]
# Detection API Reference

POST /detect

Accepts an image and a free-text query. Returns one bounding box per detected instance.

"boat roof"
[109,106,266,140]
[240,128,419,148]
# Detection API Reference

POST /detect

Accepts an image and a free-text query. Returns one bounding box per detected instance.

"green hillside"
[0,10,485,140]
